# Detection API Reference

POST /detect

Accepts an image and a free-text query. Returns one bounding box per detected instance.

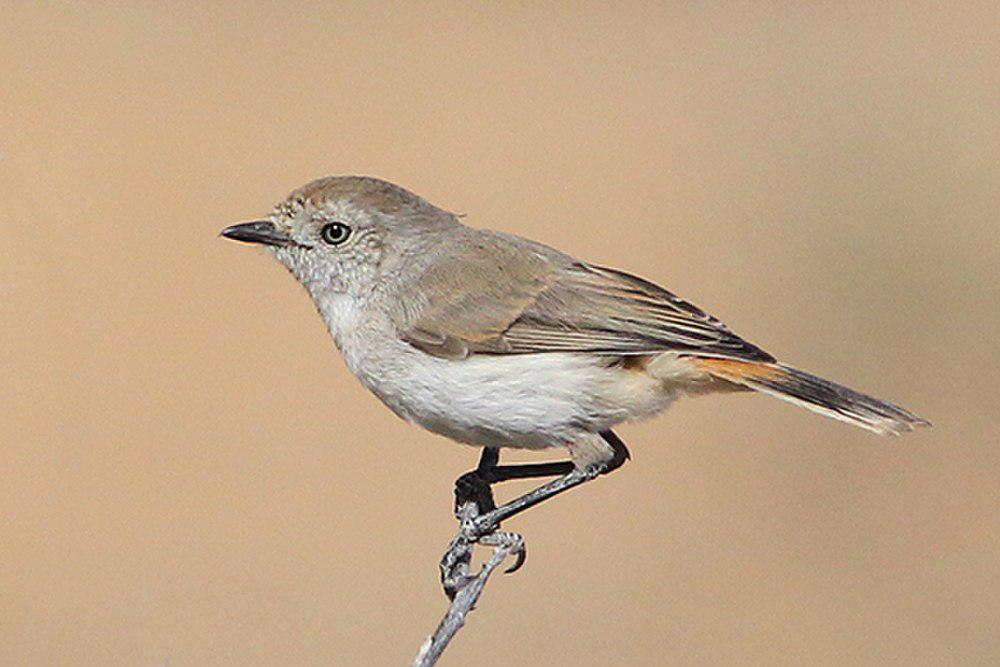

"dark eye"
[320,222,352,245]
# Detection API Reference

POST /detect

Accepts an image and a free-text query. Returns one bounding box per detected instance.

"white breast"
[329,320,678,451]
[383,350,628,448]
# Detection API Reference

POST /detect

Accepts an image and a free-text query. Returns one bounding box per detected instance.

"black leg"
[454,447,501,514]
[463,430,631,535]
[598,429,631,472]
[454,446,581,514]
[442,431,631,588]
[485,460,575,482]
[453,443,605,515]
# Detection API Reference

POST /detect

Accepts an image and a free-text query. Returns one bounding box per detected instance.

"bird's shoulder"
[389,227,772,363]
[385,228,568,357]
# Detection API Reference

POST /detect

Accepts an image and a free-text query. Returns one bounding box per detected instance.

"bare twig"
[412,501,524,667]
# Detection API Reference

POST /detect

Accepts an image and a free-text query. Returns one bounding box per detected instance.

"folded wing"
[401,255,773,363]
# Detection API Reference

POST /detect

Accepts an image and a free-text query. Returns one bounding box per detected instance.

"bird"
[221,175,929,544]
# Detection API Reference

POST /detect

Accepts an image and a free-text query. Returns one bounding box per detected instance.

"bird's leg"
[458,431,629,548]
[443,446,534,597]
[441,431,630,594]
[453,447,578,516]
[471,430,630,538]
[453,447,501,515]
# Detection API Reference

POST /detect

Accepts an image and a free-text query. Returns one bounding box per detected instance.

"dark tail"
[695,359,930,435]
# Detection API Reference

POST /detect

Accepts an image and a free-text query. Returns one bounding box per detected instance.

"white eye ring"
[320,222,352,245]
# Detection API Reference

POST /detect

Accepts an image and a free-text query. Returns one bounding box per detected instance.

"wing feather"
[399,246,773,363]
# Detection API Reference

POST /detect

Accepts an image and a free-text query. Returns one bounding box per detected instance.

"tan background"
[2,2,998,665]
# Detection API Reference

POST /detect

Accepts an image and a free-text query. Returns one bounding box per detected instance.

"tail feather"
[694,359,930,436]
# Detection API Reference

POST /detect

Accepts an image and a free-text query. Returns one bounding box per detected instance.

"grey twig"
[412,502,524,667]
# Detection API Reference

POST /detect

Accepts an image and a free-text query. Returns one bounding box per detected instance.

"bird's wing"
[400,253,774,363]
[395,232,560,359]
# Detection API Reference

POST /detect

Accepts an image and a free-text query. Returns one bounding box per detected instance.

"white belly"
[315,295,699,451]
[340,333,679,449]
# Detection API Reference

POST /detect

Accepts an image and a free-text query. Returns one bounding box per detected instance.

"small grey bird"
[222,176,928,537]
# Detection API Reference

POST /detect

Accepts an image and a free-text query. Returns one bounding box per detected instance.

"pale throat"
[314,290,362,349]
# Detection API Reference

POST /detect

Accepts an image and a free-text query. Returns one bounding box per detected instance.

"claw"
[478,530,525,575]
[504,544,527,574]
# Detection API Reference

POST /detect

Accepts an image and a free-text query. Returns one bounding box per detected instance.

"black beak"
[220,220,293,247]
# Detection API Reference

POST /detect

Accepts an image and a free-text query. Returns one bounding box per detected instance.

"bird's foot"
[439,525,526,599]
[439,530,474,600]
[454,469,497,516]
[470,464,603,535]
[440,490,528,600]
[438,436,629,599]
[481,530,526,574]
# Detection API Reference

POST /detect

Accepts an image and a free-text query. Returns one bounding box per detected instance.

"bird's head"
[222,176,458,299]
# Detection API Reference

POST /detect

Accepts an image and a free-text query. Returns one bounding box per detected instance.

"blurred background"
[2,2,998,665]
